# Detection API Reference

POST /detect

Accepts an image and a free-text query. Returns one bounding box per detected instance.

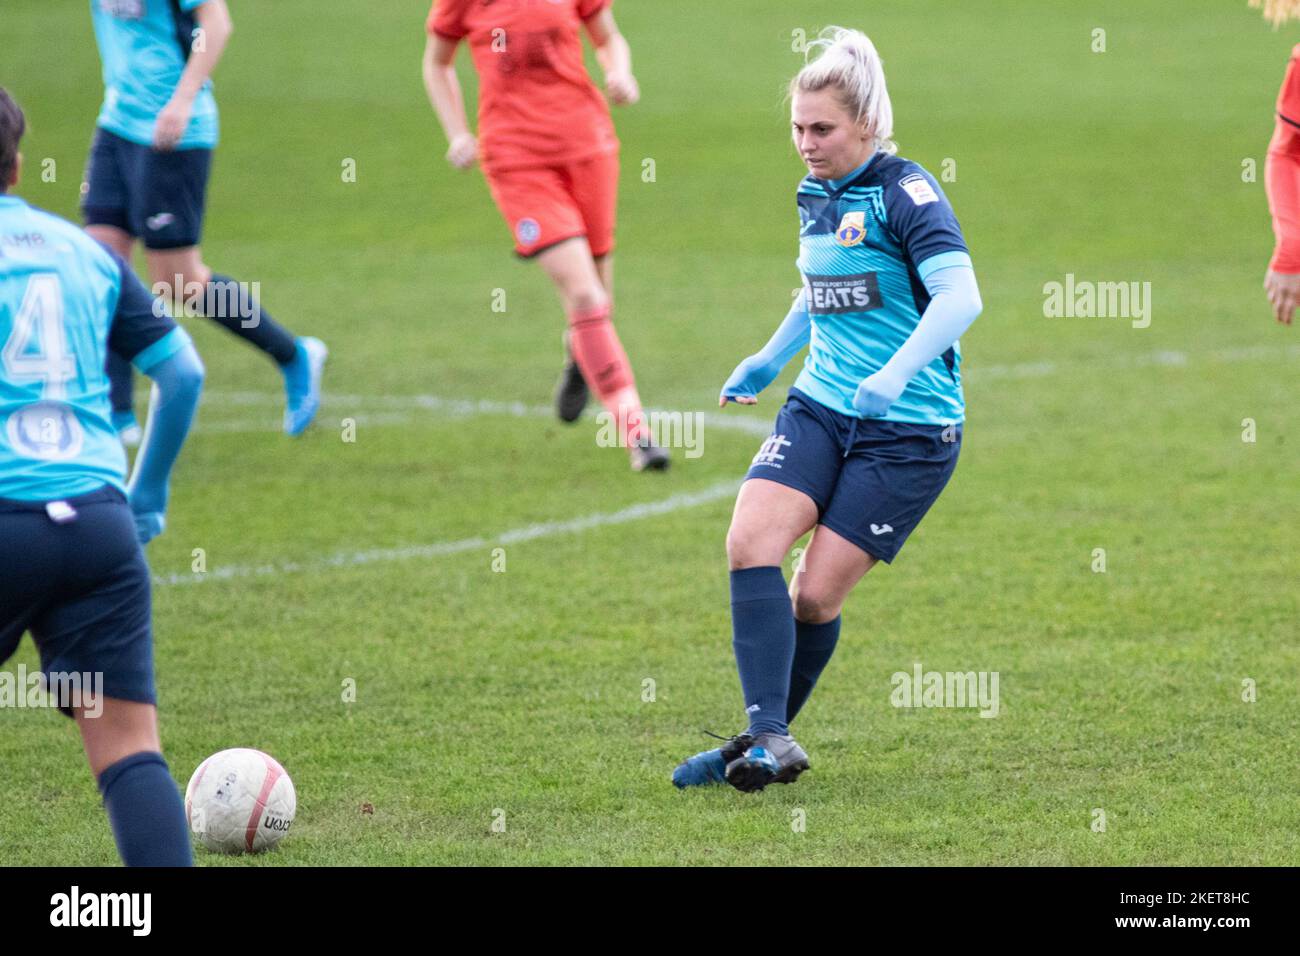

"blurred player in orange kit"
[421,0,669,471]
[1257,0,1300,324]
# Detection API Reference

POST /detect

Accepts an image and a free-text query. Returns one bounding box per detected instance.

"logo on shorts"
[752,433,792,468]
[515,218,541,246]
[870,523,894,535]
[835,210,867,247]
[146,212,175,231]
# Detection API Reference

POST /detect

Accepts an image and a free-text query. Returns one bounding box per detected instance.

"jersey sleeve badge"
[899,173,939,206]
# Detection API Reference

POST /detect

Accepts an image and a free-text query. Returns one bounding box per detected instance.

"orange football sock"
[568,302,648,446]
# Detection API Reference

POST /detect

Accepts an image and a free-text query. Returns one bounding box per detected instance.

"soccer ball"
[184,748,296,854]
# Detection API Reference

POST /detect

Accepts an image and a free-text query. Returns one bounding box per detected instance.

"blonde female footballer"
[674,28,983,791]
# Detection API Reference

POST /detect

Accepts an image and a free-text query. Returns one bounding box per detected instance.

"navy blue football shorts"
[0,485,155,717]
[744,387,961,563]
[82,126,212,250]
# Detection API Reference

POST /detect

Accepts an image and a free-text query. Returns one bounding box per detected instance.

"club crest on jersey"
[515,218,541,246]
[835,211,867,247]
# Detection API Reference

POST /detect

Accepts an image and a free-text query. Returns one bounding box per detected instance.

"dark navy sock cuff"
[729,565,788,603]
[795,615,841,645]
[97,750,168,796]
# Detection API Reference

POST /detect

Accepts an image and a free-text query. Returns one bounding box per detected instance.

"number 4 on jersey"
[2,274,76,401]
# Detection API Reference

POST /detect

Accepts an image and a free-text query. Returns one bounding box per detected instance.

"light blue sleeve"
[886,263,981,381]
[720,292,812,402]
[851,264,982,417]
[754,290,812,368]
[126,338,205,543]
[131,326,190,375]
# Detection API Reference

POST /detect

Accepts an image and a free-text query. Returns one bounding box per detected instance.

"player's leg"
[554,251,613,425]
[81,127,142,444]
[75,697,160,775]
[793,419,961,725]
[560,152,664,466]
[13,489,191,866]
[725,391,858,790]
[554,238,614,424]
[535,238,665,468]
[785,524,878,724]
[73,697,190,866]
[719,477,820,789]
[594,253,614,298]
[673,477,818,789]
[139,146,325,435]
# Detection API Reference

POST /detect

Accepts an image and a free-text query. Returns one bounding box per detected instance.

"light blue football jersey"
[792,152,972,425]
[90,0,219,150]
[0,195,187,501]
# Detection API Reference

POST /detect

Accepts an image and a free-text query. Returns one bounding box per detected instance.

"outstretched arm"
[719,292,812,407]
[154,0,233,150]
[852,265,982,418]
[583,7,639,106]
[422,34,477,168]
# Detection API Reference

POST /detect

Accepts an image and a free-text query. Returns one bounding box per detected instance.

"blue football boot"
[672,733,752,789]
[724,733,810,793]
[282,336,328,436]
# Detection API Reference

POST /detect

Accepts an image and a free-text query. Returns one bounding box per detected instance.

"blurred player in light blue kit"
[674,28,984,792]
[83,0,326,441]
[1,89,202,865]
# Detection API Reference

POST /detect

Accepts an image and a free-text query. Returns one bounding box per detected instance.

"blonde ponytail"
[790,27,896,155]
[1252,0,1300,27]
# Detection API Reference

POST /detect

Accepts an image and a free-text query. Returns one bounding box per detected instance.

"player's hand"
[605,71,640,106]
[132,510,166,545]
[153,94,194,151]
[1263,269,1300,325]
[446,132,478,169]
[852,370,905,418]
[719,355,777,407]
[129,482,168,544]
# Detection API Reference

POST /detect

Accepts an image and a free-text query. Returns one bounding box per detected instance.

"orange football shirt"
[1268,44,1300,271]
[428,0,619,172]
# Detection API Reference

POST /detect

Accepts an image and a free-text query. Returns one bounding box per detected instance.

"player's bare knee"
[791,585,842,624]
[565,285,608,317]
[726,525,779,570]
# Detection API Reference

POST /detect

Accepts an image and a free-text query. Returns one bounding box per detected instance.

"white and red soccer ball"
[185,748,296,854]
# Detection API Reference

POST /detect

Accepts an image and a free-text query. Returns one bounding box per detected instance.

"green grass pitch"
[1,0,1296,865]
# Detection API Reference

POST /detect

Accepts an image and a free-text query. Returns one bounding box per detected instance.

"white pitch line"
[154,479,740,587]
[191,343,1300,432]
[188,395,775,437]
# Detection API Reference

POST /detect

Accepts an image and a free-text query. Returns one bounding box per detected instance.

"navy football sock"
[97,751,193,867]
[786,616,841,723]
[106,351,135,414]
[204,273,297,366]
[730,566,795,738]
